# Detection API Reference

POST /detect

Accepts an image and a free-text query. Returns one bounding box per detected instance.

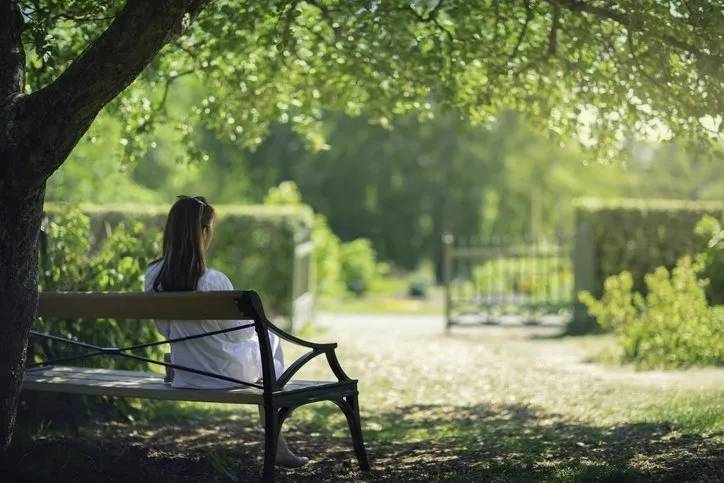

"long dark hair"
[152,195,215,291]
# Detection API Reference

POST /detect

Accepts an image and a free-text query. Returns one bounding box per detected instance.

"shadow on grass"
[7,399,723,482]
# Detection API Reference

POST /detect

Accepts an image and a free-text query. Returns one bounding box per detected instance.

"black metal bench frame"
[24,290,370,481]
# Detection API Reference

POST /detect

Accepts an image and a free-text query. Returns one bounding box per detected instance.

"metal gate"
[443,235,573,329]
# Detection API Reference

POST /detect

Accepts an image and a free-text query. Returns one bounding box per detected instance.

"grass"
[8,319,724,482]
[321,271,445,315]
[319,294,443,315]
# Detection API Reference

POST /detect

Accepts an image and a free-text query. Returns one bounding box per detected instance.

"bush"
[262,181,387,298]
[580,256,724,368]
[262,181,342,297]
[340,239,379,296]
[571,198,724,332]
[312,214,342,296]
[36,208,164,371]
[695,215,724,305]
[29,209,164,422]
[43,203,313,328]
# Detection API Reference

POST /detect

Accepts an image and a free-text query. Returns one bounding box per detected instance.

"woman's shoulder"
[143,258,163,291]
[197,268,234,291]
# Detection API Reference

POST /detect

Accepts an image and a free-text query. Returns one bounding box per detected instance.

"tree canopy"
[21,0,724,164]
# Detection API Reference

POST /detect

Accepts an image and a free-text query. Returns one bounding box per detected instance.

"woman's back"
[144,262,272,389]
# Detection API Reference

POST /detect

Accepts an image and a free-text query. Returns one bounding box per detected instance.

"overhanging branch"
[16,0,210,185]
[552,0,719,62]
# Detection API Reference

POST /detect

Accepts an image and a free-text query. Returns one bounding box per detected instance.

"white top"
[144,262,284,389]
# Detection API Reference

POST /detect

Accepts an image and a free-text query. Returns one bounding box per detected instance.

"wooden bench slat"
[38,291,253,320]
[23,366,260,404]
[22,366,341,405]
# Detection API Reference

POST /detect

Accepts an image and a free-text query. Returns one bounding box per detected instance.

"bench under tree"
[22,290,370,481]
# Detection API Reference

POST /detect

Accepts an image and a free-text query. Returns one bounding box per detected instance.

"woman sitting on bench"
[144,195,308,468]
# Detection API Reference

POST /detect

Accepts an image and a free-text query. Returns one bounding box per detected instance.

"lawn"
[320,272,445,315]
[8,315,724,482]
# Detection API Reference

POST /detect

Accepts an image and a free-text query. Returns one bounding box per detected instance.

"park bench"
[22,290,370,481]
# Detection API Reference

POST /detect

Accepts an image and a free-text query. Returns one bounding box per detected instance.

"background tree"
[1,0,722,449]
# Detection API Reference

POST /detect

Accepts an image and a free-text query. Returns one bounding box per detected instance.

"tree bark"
[0,183,45,449]
[0,0,210,450]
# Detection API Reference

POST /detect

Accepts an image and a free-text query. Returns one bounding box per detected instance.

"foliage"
[339,239,381,296]
[48,104,724,280]
[262,181,391,298]
[21,1,723,163]
[575,198,724,303]
[36,208,162,371]
[43,203,313,326]
[263,180,304,206]
[312,214,342,296]
[695,215,724,305]
[580,257,724,368]
[262,181,341,297]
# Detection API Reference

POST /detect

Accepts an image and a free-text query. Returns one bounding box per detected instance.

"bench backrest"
[38,291,253,320]
[35,290,280,393]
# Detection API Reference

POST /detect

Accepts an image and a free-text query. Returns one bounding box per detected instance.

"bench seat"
[23,366,346,405]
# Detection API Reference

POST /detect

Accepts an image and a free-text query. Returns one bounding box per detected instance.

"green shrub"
[580,256,724,368]
[695,215,724,305]
[36,208,163,371]
[312,214,342,296]
[571,198,724,332]
[340,239,379,296]
[262,181,342,297]
[263,180,304,205]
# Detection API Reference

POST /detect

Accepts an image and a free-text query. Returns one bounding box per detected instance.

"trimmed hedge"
[570,198,724,333]
[43,203,314,329]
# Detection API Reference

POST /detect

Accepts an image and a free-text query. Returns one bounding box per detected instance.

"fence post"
[290,239,314,333]
[443,233,454,332]
[569,210,597,334]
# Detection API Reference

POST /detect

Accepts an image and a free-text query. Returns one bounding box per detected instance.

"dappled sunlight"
[12,319,723,481]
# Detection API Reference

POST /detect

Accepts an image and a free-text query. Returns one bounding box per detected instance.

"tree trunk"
[0,181,45,449]
[0,0,212,450]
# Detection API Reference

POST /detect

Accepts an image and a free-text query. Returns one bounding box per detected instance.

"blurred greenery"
[42,202,313,325]
[339,239,382,296]
[695,215,724,305]
[580,237,724,368]
[575,199,724,305]
[46,106,724,282]
[37,208,163,371]
[263,180,387,298]
[23,1,723,163]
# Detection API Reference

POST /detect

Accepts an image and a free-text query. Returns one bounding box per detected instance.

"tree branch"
[548,2,560,56]
[509,0,533,62]
[15,0,211,185]
[552,0,720,62]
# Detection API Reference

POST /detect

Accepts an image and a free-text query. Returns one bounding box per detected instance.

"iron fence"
[444,235,573,329]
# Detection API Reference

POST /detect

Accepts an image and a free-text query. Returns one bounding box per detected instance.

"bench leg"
[336,394,370,472]
[261,406,280,482]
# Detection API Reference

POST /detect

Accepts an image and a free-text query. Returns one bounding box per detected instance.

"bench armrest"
[264,318,337,351]
[237,291,352,389]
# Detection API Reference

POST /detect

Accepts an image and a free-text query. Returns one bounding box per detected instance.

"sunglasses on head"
[177,195,208,207]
